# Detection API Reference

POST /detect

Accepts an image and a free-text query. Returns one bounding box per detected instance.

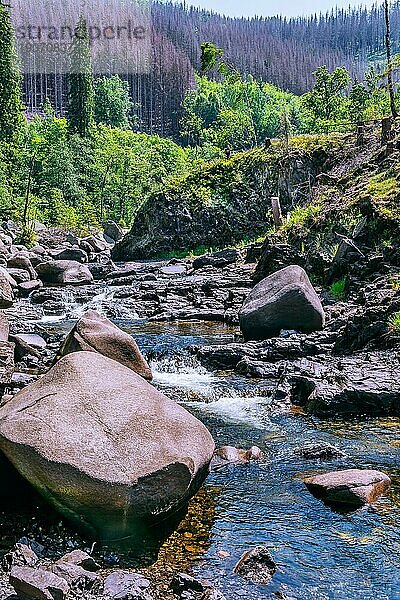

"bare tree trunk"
[385,0,398,119]
[23,151,37,227]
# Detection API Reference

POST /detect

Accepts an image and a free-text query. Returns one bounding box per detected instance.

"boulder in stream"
[239,265,325,341]
[304,469,391,507]
[58,310,152,381]
[0,351,215,540]
[233,546,277,585]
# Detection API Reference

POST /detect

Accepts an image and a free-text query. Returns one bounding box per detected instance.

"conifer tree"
[67,17,94,137]
[0,0,25,144]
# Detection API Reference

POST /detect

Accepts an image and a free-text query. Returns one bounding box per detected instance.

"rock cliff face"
[113,141,334,260]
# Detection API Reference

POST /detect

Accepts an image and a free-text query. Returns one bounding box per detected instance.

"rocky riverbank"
[0,190,398,599]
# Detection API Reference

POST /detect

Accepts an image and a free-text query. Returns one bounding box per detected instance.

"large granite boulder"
[0,352,215,540]
[36,260,93,285]
[58,310,152,381]
[239,265,325,341]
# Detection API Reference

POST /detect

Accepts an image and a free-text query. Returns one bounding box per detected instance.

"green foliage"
[0,1,25,144]
[200,42,225,73]
[390,275,400,290]
[330,278,347,301]
[67,17,94,137]
[302,66,351,132]
[389,312,400,332]
[0,115,189,230]
[94,76,136,130]
[181,74,304,150]
[17,226,38,248]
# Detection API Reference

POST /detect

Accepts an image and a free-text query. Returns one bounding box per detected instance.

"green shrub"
[389,312,400,332]
[330,278,346,301]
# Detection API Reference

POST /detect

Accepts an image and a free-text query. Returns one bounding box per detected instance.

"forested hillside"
[23,1,400,138]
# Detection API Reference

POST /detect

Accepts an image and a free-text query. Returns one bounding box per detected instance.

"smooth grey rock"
[58,310,152,381]
[103,571,152,599]
[36,260,93,285]
[58,550,100,572]
[51,562,100,590]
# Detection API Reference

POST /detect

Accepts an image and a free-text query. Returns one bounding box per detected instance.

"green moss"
[330,278,347,301]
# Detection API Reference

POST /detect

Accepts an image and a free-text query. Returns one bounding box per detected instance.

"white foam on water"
[185,394,275,428]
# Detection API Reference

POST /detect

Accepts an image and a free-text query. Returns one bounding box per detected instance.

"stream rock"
[193,249,241,270]
[2,543,38,571]
[239,265,325,341]
[304,469,391,506]
[36,261,93,285]
[294,443,346,460]
[233,546,277,585]
[10,565,69,600]
[103,571,152,600]
[51,562,100,591]
[291,351,400,417]
[57,310,153,381]
[104,221,124,243]
[57,550,100,572]
[0,351,215,539]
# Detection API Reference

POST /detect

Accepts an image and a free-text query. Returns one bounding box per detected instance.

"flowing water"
[2,297,400,599]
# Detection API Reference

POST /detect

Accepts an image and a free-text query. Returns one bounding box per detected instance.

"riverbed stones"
[58,310,152,381]
[0,351,215,539]
[50,247,89,264]
[304,469,391,506]
[233,546,276,585]
[239,265,325,341]
[36,260,93,285]
[193,249,241,270]
[104,220,124,243]
[103,571,152,599]
[10,565,69,600]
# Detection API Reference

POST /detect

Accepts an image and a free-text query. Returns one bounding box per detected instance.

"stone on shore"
[0,351,215,540]
[36,260,93,285]
[239,265,325,341]
[103,571,152,599]
[10,565,69,600]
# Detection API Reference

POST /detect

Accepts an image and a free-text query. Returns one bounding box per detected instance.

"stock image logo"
[10,0,152,74]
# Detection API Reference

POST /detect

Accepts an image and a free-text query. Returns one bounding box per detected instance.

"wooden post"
[356,123,365,147]
[271,197,283,227]
[381,116,393,145]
